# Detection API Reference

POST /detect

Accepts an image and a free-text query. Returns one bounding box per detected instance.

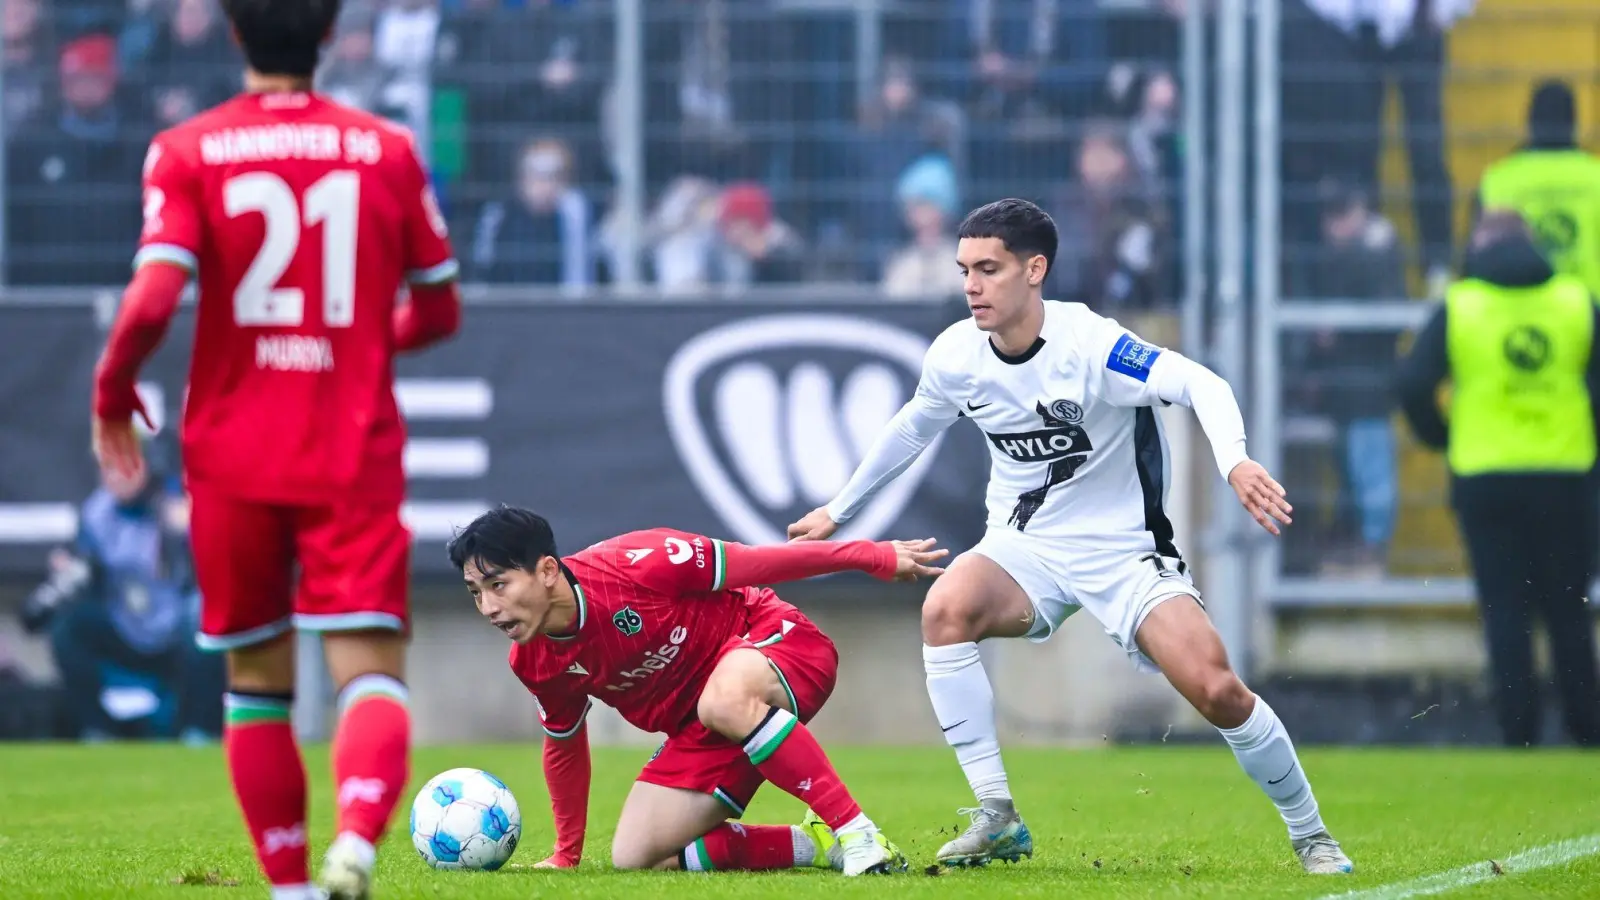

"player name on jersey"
[198,124,384,167]
[255,334,335,373]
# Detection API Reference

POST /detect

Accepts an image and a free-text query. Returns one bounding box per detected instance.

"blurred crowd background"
[4,0,1194,297]
[2,0,1599,745]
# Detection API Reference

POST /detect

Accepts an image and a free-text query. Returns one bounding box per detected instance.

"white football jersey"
[830,301,1233,556]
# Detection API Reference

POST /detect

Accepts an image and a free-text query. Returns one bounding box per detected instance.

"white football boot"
[936,800,1034,868]
[317,834,375,900]
[1293,831,1355,874]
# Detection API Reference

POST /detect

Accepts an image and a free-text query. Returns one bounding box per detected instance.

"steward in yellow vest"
[1395,210,1600,748]
[1477,80,1600,298]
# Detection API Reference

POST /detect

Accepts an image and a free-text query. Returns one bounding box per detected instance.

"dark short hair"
[447,506,558,574]
[1471,208,1532,252]
[958,198,1058,279]
[220,0,341,77]
[1318,178,1371,220]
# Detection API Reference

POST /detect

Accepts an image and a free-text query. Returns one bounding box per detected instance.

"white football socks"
[1219,694,1326,840]
[834,811,874,836]
[923,642,1011,803]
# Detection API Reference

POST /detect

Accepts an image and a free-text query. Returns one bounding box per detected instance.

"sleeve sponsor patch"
[1107,333,1161,383]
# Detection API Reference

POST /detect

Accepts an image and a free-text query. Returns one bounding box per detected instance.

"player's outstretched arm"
[721,537,948,586]
[1144,353,1293,536]
[536,723,592,868]
[788,385,960,541]
[91,262,188,478]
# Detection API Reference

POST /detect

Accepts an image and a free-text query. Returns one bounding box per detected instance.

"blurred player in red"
[447,506,948,876]
[89,2,461,898]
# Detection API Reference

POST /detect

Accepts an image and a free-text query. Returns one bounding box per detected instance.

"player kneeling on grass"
[447,506,944,876]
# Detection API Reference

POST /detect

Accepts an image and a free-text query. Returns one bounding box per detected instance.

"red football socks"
[740,708,864,830]
[682,823,807,871]
[224,692,309,888]
[331,674,412,844]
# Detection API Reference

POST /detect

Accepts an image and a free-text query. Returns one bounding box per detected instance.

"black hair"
[1528,79,1576,149]
[220,0,341,78]
[446,505,559,574]
[957,198,1058,280]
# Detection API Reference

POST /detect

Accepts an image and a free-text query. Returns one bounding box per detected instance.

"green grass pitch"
[0,743,1595,898]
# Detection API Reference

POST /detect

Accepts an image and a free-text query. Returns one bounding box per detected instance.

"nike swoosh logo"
[941,719,968,733]
[966,400,992,411]
[1267,762,1297,785]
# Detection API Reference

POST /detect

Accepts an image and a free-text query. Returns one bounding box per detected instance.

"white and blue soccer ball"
[410,767,522,871]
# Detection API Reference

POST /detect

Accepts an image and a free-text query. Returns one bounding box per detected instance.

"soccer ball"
[409,767,522,871]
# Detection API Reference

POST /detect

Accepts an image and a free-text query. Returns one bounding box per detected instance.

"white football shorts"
[965,527,1202,673]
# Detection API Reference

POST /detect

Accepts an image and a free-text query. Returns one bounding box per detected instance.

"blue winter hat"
[895,154,959,216]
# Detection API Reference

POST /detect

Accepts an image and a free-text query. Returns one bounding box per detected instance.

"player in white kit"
[788,199,1353,875]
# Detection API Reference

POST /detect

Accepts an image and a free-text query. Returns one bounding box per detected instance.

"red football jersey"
[135,92,458,505]
[511,528,808,737]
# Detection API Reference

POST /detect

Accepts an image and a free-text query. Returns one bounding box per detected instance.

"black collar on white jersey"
[990,336,1047,365]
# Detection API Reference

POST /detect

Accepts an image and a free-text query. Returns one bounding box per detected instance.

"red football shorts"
[636,598,839,816]
[188,488,411,651]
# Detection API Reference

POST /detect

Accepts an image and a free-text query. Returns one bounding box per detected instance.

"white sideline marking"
[1315,833,1600,900]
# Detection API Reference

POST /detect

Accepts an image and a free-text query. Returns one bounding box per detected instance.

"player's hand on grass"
[1228,459,1292,536]
[787,506,839,542]
[889,538,948,582]
[91,416,146,484]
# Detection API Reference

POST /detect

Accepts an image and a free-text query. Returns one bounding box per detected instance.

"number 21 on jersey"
[224,171,358,328]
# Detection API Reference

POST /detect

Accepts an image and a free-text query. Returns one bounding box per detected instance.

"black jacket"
[1394,232,1600,452]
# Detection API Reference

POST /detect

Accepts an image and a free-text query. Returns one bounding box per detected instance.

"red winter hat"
[61,34,118,78]
[719,182,773,229]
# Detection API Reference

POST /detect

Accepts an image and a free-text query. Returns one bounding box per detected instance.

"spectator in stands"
[714,181,805,289]
[469,137,593,289]
[373,0,440,147]
[942,0,1108,192]
[849,54,966,274]
[941,0,1107,124]
[5,33,145,286]
[1117,66,1181,221]
[630,174,722,294]
[3,0,53,130]
[882,154,964,299]
[1293,181,1405,576]
[1051,121,1170,313]
[20,437,222,744]
[1282,0,1474,296]
[1110,64,1183,301]
[641,0,788,191]
[434,0,612,190]
[139,0,237,128]
[317,6,390,114]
